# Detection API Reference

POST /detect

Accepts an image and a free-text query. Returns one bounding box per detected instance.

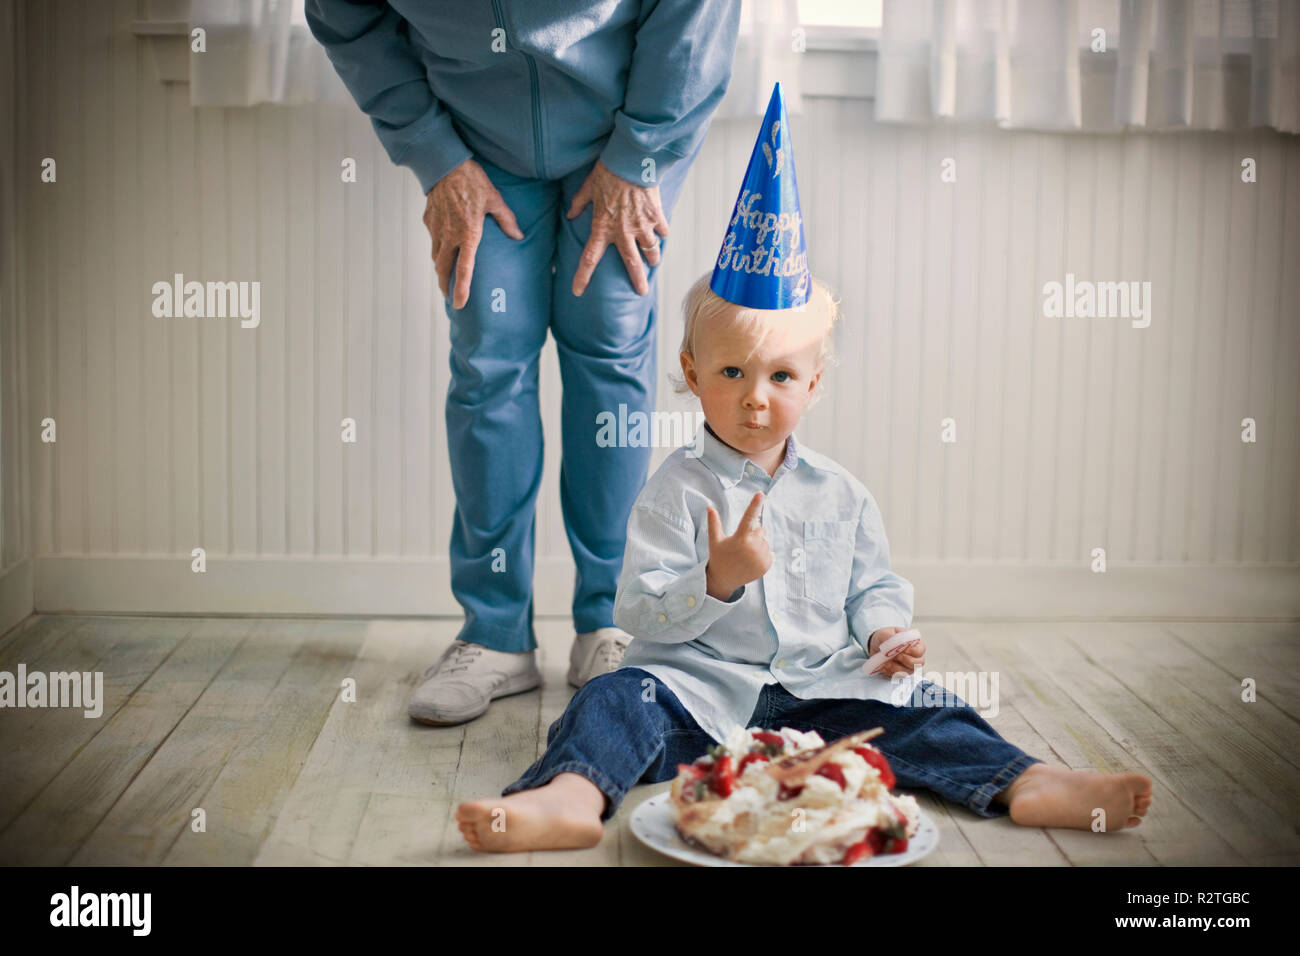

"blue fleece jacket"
[304,0,742,194]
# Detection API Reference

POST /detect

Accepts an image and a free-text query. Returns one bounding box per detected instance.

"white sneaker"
[567,627,633,688]
[408,639,542,726]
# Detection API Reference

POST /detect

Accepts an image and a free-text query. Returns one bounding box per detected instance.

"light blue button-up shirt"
[614,420,919,745]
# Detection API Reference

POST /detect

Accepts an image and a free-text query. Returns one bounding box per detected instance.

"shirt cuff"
[403,143,473,197]
[639,560,745,639]
[597,124,688,187]
[391,115,474,196]
[851,607,912,654]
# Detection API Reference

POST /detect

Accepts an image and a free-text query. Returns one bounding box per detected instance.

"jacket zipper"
[490,0,546,179]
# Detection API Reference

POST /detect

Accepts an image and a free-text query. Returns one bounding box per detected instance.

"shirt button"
[686,595,697,607]
[777,658,787,668]
[657,613,667,623]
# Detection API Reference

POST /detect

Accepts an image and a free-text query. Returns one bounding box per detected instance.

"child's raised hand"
[867,626,926,678]
[704,492,773,601]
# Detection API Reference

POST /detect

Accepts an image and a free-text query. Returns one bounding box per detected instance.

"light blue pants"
[444,148,701,652]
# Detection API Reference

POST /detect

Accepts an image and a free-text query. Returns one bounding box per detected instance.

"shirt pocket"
[801,519,856,611]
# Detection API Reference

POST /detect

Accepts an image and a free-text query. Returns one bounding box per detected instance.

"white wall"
[7,0,1299,621]
[0,0,34,635]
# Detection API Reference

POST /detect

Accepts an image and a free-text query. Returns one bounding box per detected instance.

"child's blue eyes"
[722,367,792,383]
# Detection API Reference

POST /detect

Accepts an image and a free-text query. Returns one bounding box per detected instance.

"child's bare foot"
[456,772,607,853]
[996,763,1153,831]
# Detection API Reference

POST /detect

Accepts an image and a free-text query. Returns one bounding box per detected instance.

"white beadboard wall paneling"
[13,0,1300,619]
[1,0,17,572]
[341,105,372,557]
[1271,141,1300,565]
[50,0,80,555]
[1186,133,1229,564]
[0,0,34,634]
[1234,130,1289,565]
[315,105,342,557]
[1134,132,1177,563]
[253,99,282,555]
[1037,133,1070,564]
[84,0,113,555]
[196,83,226,557]
[1,0,16,569]
[140,0,170,557]
[111,0,142,557]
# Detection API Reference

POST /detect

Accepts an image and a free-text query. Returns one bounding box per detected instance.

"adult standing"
[306,1,742,723]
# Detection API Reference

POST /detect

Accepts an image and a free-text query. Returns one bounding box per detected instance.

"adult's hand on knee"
[425,158,524,310]
[566,159,670,297]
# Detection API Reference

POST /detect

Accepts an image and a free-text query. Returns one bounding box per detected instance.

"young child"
[455,83,1152,854]
[455,271,1153,853]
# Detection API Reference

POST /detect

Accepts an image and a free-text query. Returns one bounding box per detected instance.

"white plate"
[629,791,940,867]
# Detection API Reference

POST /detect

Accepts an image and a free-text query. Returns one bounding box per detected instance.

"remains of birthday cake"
[669,726,921,865]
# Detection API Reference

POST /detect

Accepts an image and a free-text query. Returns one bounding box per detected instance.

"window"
[797,0,882,29]
[796,0,880,52]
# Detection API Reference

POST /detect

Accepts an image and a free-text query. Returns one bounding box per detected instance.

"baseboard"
[902,562,1300,620]
[0,557,34,635]
[31,555,1300,620]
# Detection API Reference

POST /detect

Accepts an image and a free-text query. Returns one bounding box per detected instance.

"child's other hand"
[704,492,773,600]
[868,626,926,678]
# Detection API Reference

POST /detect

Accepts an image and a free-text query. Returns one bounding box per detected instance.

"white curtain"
[716,0,806,118]
[875,0,1300,132]
[188,0,351,106]
[188,0,802,118]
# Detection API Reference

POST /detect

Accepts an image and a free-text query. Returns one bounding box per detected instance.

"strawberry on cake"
[669,726,921,865]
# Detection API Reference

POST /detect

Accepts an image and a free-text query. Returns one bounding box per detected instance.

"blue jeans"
[444,147,701,652]
[503,667,1044,822]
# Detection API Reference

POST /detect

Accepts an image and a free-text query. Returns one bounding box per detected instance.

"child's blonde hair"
[667,272,842,409]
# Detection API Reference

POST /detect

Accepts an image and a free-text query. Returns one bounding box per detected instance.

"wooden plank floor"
[0,614,1295,866]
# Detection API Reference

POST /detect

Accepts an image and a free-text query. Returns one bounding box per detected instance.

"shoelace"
[439,641,484,676]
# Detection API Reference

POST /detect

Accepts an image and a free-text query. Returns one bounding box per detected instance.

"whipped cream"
[671,726,920,866]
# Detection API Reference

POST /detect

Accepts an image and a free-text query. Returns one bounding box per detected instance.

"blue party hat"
[710,82,810,310]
